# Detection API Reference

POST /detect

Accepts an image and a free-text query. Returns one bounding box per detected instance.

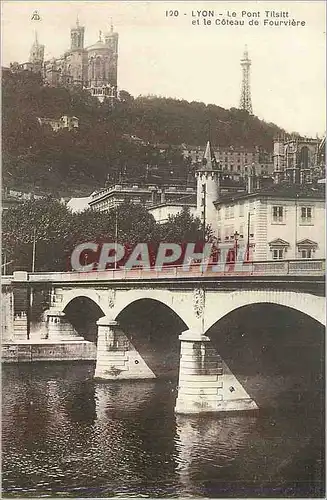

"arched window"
[95,56,101,79]
[300,146,309,169]
[285,145,294,169]
[104,57,109,80]
[89,58,94,80]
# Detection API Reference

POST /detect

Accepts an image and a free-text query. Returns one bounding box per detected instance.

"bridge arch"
[110,289,194,330]
[63,295,105,344]
[204,290,326,333]
[204,299,325,410]
[113,296,189,378]
[61,289,107,316]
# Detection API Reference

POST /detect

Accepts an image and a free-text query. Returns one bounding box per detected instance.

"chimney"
[247,163,256,194]
[255,175,261,191]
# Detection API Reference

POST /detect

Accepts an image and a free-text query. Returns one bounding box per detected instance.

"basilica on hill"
[15,18,118,102]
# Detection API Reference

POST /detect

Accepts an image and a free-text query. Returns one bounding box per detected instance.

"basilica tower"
[66,17,88,86]
[85,20,119,102]
[71,17,85,50]
[103,20,119,88]
[29,31,44,74]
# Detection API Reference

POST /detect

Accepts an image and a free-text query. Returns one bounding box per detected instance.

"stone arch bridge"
[2,262,325,414]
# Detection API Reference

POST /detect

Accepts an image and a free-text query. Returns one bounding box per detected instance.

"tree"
[2,198,75,271]
[158,207,211,243]
[3,201,217,272]
[2,71,287,196]
[118,89,134,104]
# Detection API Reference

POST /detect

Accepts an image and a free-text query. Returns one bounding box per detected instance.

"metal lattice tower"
[239,45,253,114]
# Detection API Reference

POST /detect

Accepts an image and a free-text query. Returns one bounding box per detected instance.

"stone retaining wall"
[2,341,97,363]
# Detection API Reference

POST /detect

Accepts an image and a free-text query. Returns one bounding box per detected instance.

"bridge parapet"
[2,259,325,284]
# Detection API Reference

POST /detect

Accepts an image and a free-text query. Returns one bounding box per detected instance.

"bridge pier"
[94,316,156,380]
[46,311,84,341]
[175,330,258,414]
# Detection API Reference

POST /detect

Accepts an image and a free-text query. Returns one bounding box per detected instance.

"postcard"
[1,1,326,498]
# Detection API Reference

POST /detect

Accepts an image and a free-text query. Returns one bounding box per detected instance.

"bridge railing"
[288,259,325,274]
[3,259,325,283]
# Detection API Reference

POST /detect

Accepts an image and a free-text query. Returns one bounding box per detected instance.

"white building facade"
[214,190,325,261]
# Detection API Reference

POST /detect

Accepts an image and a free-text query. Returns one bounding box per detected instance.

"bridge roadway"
[2,258,325,287]
[2,259,325,414]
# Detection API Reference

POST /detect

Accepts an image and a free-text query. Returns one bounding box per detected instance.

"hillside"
[2,70,286,196]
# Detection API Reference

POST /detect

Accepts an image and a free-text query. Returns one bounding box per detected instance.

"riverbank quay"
[2,339,96,363]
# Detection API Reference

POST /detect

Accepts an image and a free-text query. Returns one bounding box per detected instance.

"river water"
[2,362,324,498]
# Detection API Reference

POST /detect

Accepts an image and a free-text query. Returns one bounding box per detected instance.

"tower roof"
[71,15,84,31]
[104,19,118,37]
[32,29,41,47]
[198,141,219,171]
[241,44,250,63]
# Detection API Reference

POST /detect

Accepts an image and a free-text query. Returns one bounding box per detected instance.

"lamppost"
[31,228,36,273]
[27,227,37,341]
[114,207,119,270]
[246,212,255,262]
[202,184,206,243]
[233,231,239,260]
[295,193,299,260]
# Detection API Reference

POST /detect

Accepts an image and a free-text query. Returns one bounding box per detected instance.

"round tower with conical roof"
[195,141,221,235]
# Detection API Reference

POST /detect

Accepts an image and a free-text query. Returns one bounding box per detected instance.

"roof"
[296,239,318,247]
[197,141,220,172]
[149,199,197,210]
[214,184,325,205]
[67,196,92,213]
[268,238,290,247]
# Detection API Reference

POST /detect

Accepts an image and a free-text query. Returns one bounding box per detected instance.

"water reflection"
[92,381,179,497]
[175,415,257,497]
[2,363,324,498]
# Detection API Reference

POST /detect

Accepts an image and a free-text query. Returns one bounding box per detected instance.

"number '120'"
[165,10,179,16]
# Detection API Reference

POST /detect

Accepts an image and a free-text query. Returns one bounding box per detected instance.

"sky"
[1,1,326,137]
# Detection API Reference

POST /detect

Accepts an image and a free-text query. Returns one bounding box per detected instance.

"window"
[269,238,289,260]
[224,226,234,241]
[296,239,317,258]
[239,203,244,217]
[300,206,313,224]
[300,249,312,259]
[225,205,234,219]
[272,206,284,223]
[273,249,284,260]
